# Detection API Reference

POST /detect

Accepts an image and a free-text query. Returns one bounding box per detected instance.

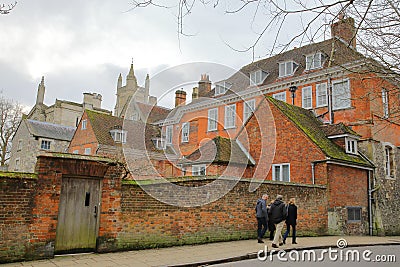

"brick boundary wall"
[0,154,328,263]
[97,179,328,252]
[0,172,37,263]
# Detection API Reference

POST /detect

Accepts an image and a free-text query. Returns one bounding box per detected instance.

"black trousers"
[257,217,268,239]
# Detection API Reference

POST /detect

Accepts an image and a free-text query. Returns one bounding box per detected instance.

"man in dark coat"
[255,194,269,243]
[268,194,287,248]
[283,198,298,244]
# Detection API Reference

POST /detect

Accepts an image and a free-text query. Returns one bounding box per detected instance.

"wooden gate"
[55,177,102,253]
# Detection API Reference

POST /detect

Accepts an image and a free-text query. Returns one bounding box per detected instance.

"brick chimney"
[331,13,356,48]
[192,87,199,100]
[198,74,211,97]
[175,90,187,107]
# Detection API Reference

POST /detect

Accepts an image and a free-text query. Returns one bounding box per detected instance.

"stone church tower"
[114,63,157,118]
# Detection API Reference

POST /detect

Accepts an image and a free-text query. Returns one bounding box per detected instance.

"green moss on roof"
[267,96,372,167]
[0,171,38,179]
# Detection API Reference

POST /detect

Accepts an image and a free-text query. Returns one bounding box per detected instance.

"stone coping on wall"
[37,151,116,163]
[0,171,37,179]
[122,175,327,189]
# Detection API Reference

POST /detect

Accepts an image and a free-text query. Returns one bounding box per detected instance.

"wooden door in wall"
[55,177,102,253]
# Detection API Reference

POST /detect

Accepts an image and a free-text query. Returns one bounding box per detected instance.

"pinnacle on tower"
[36,76,45,105]
[117,73,122,89]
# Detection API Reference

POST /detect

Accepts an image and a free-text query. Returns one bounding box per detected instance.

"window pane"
[279,63,285,77]
[282,165,290,182]
[208,108,218,131]
[333,80,351,110]
[302,87,312,109]
[274,166,281,181]
[316,83,327,107]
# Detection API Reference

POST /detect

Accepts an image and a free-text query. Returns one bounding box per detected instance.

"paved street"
[214,245,399,266]
[2,236,400,267]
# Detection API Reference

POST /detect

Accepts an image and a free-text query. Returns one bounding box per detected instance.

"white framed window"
[302,86,313,109]
[81,119,87,130]
[332,79,351,110]
[73,150,79,154]
[345,137,357,154]
[17,140,23,151]
[15,158,20,171]
[215,81,232,96]
[110,130,127,143]
[84,147,91,155]
[224,104,236,129]
[382,89,389,118]
[306,52,323,70]
[208,108,218,131]
[165,125,173,145]
[152,138,166,150]
[273,91,287,102]
[347,207,362,222]
[243,99,256,122]
[279,61,298,77]
[272,163,290,182]
[41,140,51,150]
[181,122,190,143]
[250,70,268,85]
[192,164,206,176]
[385,146,395,178]
[316,83,328,107]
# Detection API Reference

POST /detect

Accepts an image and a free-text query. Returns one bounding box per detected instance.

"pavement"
[3,236,400,267]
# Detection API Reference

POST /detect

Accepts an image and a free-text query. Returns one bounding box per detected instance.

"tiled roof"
[267,97,372,167]
[221,38,365,95]
[26,119,75,141]
[86,110,123,146]
[320,123,360,137]
[181,136,254,166]
[135,102,171,123]
[85,109,165,153]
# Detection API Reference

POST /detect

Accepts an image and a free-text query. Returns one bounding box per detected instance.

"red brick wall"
[0,173,37,263]
[111,179,327,250]
[327,164,369,235]
[68,112,99,155]
[237,98,328,184]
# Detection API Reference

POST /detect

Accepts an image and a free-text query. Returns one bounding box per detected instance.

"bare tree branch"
[0,1,16,15]
[0,96,22,166]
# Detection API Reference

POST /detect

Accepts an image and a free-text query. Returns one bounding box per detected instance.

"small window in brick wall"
[347,207,361,222]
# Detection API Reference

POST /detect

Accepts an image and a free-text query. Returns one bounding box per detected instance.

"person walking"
[255,194,269,243]
[283,198,298,244]
[267,200,275,240]
[269,195,287,248]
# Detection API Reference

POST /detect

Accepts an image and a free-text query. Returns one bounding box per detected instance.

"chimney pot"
[175,89,187,107]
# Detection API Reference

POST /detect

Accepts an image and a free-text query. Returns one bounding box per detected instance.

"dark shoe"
[283,239,286,244]
[272,244,278,248]
[258,238,264,243]
[279,242,284,246]
[292,242,298,244]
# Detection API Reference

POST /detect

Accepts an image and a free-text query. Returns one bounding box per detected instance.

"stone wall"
[359,140,400,235]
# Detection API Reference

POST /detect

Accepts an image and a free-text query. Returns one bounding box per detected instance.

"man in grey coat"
[255,194,269,243]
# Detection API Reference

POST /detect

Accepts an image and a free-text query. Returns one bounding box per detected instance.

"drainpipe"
[368,170,380,236]
[311,162,315,184]
[311,159,328,185]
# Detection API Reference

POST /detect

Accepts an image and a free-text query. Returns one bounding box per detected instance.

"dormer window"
[279,61,298,77]
[110,129,127,143]
[305,52,324,70]
[250,70,268,85]
[215,81,232,96]
[152,138,166,150]
[345,137,357,154]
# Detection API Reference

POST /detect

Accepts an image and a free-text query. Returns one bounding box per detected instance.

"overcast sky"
[0,0,321,111]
